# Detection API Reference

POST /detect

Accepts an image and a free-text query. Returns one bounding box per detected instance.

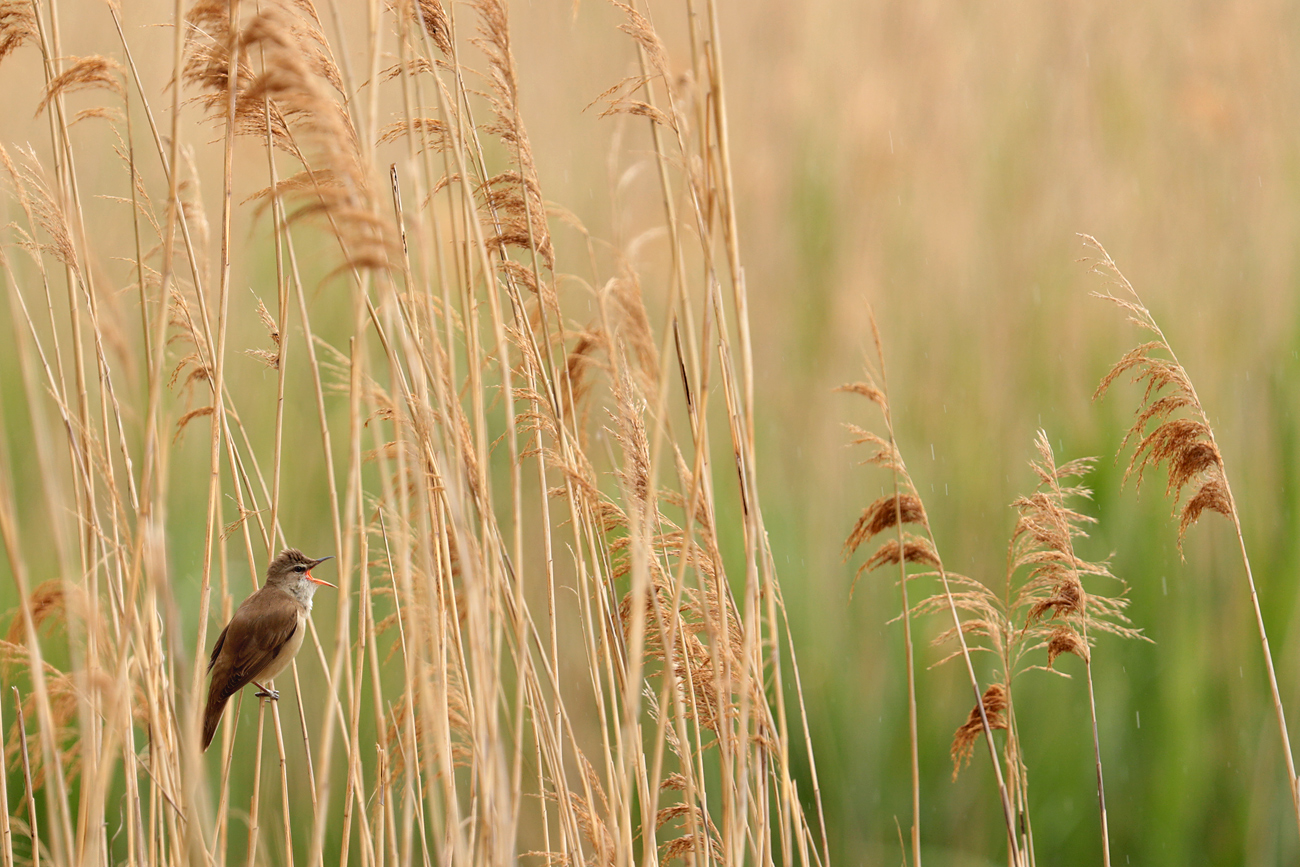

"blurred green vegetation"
[704,2,1300,864]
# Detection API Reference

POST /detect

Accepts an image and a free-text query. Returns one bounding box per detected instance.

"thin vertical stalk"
[14,692,38,867]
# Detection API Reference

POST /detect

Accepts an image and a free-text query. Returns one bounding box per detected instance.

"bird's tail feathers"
[201,689,229,751]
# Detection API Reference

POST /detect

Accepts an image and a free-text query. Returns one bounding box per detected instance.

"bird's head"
[265,548,335,603]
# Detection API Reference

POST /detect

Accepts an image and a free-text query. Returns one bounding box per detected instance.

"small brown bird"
[202,548,335,751]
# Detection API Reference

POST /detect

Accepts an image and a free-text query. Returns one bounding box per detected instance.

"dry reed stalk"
[593,2,828,861]
[0,0,826,865]
[1085,234,1300,840]
[838,312,923,867]
[245,699,268,864]
[840,312,1022,867]
[1010,430,1145,867]
[16,58,158,866]
[907,430,1142,866]
[0,688,10,867]
[0,361,73,866]
[13,690,38,867]
[843,322,1144,867]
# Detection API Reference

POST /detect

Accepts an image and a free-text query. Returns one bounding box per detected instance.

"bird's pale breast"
[257,608,309,680]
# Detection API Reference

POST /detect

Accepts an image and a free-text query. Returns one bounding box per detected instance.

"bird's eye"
[294,564,307,572]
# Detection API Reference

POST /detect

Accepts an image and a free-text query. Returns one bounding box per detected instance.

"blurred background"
[3,0,1300,864]
[511,2,1300,862]
[516,2,1300,863]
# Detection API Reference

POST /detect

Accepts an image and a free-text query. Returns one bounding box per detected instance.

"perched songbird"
[202,549,335,751]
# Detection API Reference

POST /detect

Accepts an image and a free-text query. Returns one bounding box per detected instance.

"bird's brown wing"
[208,587,300,702]
[207,622,229,673]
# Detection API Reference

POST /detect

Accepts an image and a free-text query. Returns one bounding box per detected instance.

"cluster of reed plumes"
[0,0,827,865]
[841,238,1300,866]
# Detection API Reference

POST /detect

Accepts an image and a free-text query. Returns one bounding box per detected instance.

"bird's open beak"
[307,556,336,588]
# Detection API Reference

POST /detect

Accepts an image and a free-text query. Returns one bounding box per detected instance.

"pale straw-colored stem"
[13,693,38,867]
[1090,235,1300,838]
[246,703,268,866]
[1083,658,1111,867]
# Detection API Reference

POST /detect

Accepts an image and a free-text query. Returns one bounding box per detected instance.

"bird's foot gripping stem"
[252,681,280,700]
